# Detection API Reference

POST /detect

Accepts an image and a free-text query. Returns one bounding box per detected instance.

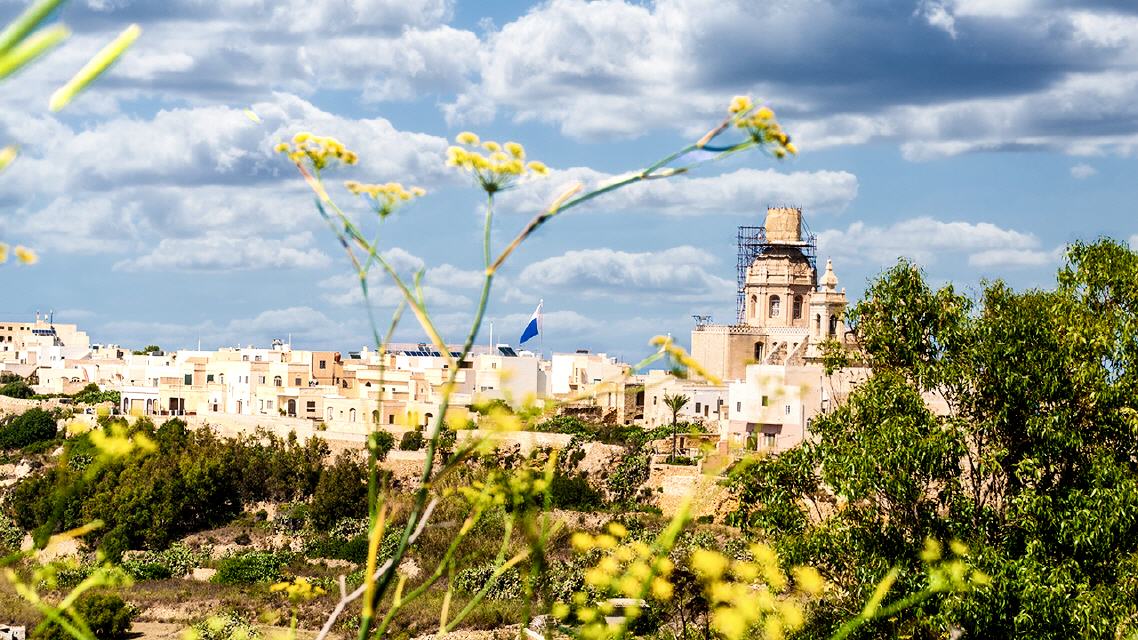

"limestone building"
[691,207,851,382]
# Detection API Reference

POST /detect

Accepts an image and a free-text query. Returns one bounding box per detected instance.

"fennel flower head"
[446,132,549,194]
[344,180,426,218]
[275,132,359,171]
[727,96,797,158]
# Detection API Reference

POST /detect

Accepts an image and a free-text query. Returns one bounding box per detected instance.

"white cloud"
[113,233,331,271]
[1070,163,1097,179]
[99,306,356,350]
[819,217,1056,269]
[516,246,733,302]
[497,167,858,216]
[317,248,482,307]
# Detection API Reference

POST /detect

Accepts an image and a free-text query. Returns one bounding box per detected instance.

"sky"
[1,0,1137,361]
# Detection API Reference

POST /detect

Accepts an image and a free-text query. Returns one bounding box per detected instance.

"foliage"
[213,551,291,585]
[121,543,210,580]
[188,611,261,640]
[308,451,369,529]
[130,345,161,356]
[453,561,523,600]
[70,383,120,406]
[35,592,133,640]
[730,240,1138,639]
[0,407,57,448]
[398,428,425,451]
[548,471,604,511]
[0,512,23,554]
[6,419,330,556]
[0,379,34,398]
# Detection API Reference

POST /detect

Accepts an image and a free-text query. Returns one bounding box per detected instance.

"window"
[306,401,316,412]
[764,433,776,449]
[184,374,192,385]
[342,380,349,389]
[274,376,282,387]
[829,315,839,336]
[785,404,792,415]
[653,396,658,405]
[695,402,701,413]
[206,374,214,383]
[736,402,742,412]
[258,399,264,410]
[259,376,266,384]
[319,360,326,369]
[349,408,357,422]
[388,414,395,424]
[295,377,301,386]
[753,342,764,361]
[750,294,757,318]
[326,407,333,420]
[769,295,781,318]
[491,362,497,369]
[761,395,769,407]
[267,400,273,410]
[793,295,803,319]
[815,314,821,332]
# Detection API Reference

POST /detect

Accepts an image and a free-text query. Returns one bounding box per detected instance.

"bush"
[453,561,523,600]
[122,543,211,580]
[399,429,425,451]
[0,408,57,449]
[0,380,34,399]
[309,451,368,529]
[36,592,133,640]
[189,611,261,640]
[549,472,604,511]
[306,535,369,564]
[368,430,395,461]
[0,513,23,554]
[71,383,120,405]
[213,551,290,585]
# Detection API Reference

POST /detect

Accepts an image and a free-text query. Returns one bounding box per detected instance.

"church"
[690,206,853,382]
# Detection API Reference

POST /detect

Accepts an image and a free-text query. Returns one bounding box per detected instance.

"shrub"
[309,451,368,529]
[399,429,424,451]
[453,561,523,600]
[36,592,133,640]
[549,472,604,511]
[0,380,34,399]
[306,535,369,564]
[0,408,57,449]
[0,513,23,554]
[189,611,261,640]
[213,551,290,585]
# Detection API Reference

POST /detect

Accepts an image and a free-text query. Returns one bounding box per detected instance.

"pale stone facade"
[691,207,852,382]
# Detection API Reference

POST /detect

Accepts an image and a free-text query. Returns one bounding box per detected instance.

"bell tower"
[741,208,816,329]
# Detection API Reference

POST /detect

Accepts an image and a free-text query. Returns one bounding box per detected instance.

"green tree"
[730,239,1138,639]
[35,592,133,640]
[0,407,57,448]
[0,379,34,398]
[662,393,690,458]
[309,451,368,529]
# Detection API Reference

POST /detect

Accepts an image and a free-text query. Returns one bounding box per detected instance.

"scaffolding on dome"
[735,218,817,324]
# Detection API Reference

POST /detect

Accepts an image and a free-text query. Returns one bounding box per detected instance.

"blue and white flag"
[519,300,542,344]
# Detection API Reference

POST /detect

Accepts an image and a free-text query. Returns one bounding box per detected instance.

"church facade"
[691,207,852,383]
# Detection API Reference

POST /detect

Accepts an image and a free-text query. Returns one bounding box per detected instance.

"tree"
[662,393,690,458]
[729,239,1138,639]
[0,379,34,399]
[309,451,368,529]
[0,407,57,449]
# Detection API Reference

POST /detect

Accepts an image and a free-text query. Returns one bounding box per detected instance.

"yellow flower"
[0,243,7,263]
[505,141,525,158]
[792,565,824,595]
[691,549,729,579]
[651,576,674,601]
[526,160,548,175]
[273,142,289,153]
[552,602,571,619]
[728,95,753,114]
[0,145,17,172]
[785,142,798,154]
[594,534,617,550]
[950,540,969,557]
[13,246,37,265]
[712,608,748,640]
[482,140,501,152]
[456,131,480,145]
[921,538,942,562]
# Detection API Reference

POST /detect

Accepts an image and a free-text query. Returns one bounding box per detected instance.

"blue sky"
[2,0,1137,361]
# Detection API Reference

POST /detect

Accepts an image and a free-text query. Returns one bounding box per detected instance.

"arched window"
[342,379,349,389]
[829,315,839,336]
[424,412,434,427]
[769,295,781,318]
[793,295,803,319]
[815,314,821,333]
[326,407,334,421]
[349,408,357,422]
[273,375,282,387]
[750,294,757,318]
[754,342,764,361]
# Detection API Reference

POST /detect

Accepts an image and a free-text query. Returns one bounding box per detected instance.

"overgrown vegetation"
[730,239,1138,639]
[0,406,57,449]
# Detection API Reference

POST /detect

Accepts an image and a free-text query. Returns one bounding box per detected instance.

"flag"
[519,300,542,344]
